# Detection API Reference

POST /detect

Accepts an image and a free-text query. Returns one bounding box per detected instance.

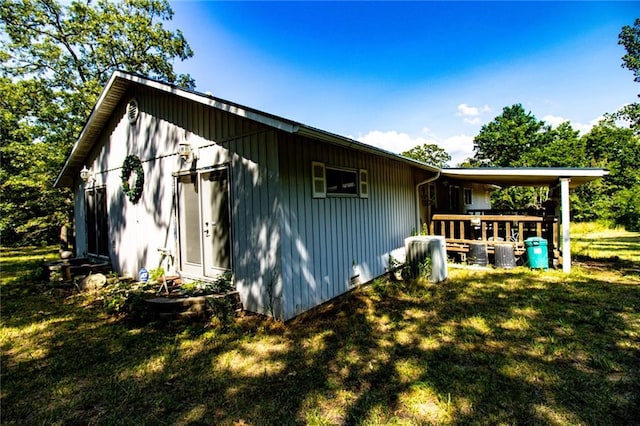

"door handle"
[204,222,210,237]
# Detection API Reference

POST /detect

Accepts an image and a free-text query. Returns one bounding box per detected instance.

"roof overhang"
[440,168,609,188]
[54,71,439,187]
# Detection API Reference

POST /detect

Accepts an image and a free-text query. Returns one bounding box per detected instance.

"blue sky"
[168,1,639,165]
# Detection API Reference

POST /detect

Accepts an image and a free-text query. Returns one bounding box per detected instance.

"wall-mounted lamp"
[178,143,197,162]
[80,166,94,184]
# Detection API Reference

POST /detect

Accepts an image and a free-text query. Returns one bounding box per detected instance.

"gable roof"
[55,71,609,189]
[54,71,439,187]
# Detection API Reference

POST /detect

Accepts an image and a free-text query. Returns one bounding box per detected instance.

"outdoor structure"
[55,71,607,320]
[415,168,609,271]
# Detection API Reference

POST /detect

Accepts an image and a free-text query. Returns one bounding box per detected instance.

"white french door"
[177,168,231,277]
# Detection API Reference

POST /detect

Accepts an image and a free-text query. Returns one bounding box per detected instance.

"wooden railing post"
[429,214,558,263]
[518,222,524,244]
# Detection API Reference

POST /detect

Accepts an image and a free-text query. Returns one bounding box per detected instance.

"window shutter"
[312,162,326,198]
[359,169,369,198]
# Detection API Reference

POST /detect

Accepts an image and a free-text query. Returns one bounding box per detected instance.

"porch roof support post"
[560,177,571,273]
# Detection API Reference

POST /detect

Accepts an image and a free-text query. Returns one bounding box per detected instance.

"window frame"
[311,162,369,199]
[463,187,473,205]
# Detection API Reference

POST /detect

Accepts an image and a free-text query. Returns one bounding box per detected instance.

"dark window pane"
[326,168,358,195]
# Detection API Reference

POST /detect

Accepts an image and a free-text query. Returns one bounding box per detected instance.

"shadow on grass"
[2,249,639,424]
[573,231,640,264]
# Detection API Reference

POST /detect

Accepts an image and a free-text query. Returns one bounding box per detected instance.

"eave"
[54,71,439,188]
[440,167,609,188]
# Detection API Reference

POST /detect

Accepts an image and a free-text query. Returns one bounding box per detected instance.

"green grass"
[572,222,640,262]
[1,233,639,425]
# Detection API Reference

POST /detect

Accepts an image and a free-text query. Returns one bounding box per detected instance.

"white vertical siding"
[79,87,282,318]
[76,82,420,321]
[278,135,417,319]
[225,128,281,318]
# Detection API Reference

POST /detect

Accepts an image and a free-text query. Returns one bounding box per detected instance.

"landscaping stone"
[79,273,107,291]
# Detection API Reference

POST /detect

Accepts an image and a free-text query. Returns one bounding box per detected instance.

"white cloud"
[353,130,431,154]
[573,116,604,134]
[354,129,475,167]
[543,114,604,134]
[542,114,568,128]
[457,103,480,116]
[438,134,475,166]
[457,103,492,127]
[457,103,491,117]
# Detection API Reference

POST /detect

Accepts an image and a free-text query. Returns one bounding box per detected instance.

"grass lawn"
[1,227,639,425]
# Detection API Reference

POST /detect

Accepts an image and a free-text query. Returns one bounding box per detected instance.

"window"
[311,162,368,198]
[464,188,473,205]
[326,167,358,195]
[449,185,461,211]
[428,183,437,208]
[85,187,109,257]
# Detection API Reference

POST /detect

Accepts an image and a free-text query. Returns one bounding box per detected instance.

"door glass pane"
[96,187,109,256]
[179,174,201,265]
[202,169,230,271]
[86,190,96,254]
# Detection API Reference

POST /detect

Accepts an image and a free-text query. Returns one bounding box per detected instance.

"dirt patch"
[574,255,640,277]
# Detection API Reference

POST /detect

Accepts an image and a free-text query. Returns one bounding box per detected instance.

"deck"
[430,213,560,264]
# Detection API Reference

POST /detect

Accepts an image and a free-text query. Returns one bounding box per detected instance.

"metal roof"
[440,167,609,188]
[54,71,608,189]
[54,71,439,187]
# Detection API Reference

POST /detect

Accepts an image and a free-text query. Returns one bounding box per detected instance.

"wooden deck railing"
[430,214,559,259]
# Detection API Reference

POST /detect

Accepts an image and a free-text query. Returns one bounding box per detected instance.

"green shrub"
[611,186,640,231]
[101,280,155,316]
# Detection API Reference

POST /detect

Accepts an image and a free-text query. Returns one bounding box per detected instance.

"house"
[55,71,443,321]
[55,71,607,320]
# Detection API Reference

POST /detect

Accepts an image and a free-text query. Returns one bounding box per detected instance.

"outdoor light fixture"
[80,166,94,184]
[178,142,197,161]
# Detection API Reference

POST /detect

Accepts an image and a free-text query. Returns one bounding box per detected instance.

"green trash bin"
[525,237,549,270]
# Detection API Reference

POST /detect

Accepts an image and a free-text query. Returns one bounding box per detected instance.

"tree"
[581,121,640,230]
[610,18,640,230]
[616,18,640,133]
[0,0,195,245]
[517,122,585,168]
[472,104,549,167]
[619,18,640,82]
[402,143,451,167]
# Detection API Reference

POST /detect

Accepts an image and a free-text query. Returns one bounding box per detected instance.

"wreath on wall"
[121,154,144,203]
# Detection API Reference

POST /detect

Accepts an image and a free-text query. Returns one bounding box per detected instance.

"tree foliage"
[402,143,451,167]
[0,0,194,245]
[619,18,640,83]
[407,19,640,230]
[472,104,549,167]
[471,103,640,230]
[616,18,640,134]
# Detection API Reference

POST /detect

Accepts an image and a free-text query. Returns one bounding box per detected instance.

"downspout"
[415,171,441,234]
